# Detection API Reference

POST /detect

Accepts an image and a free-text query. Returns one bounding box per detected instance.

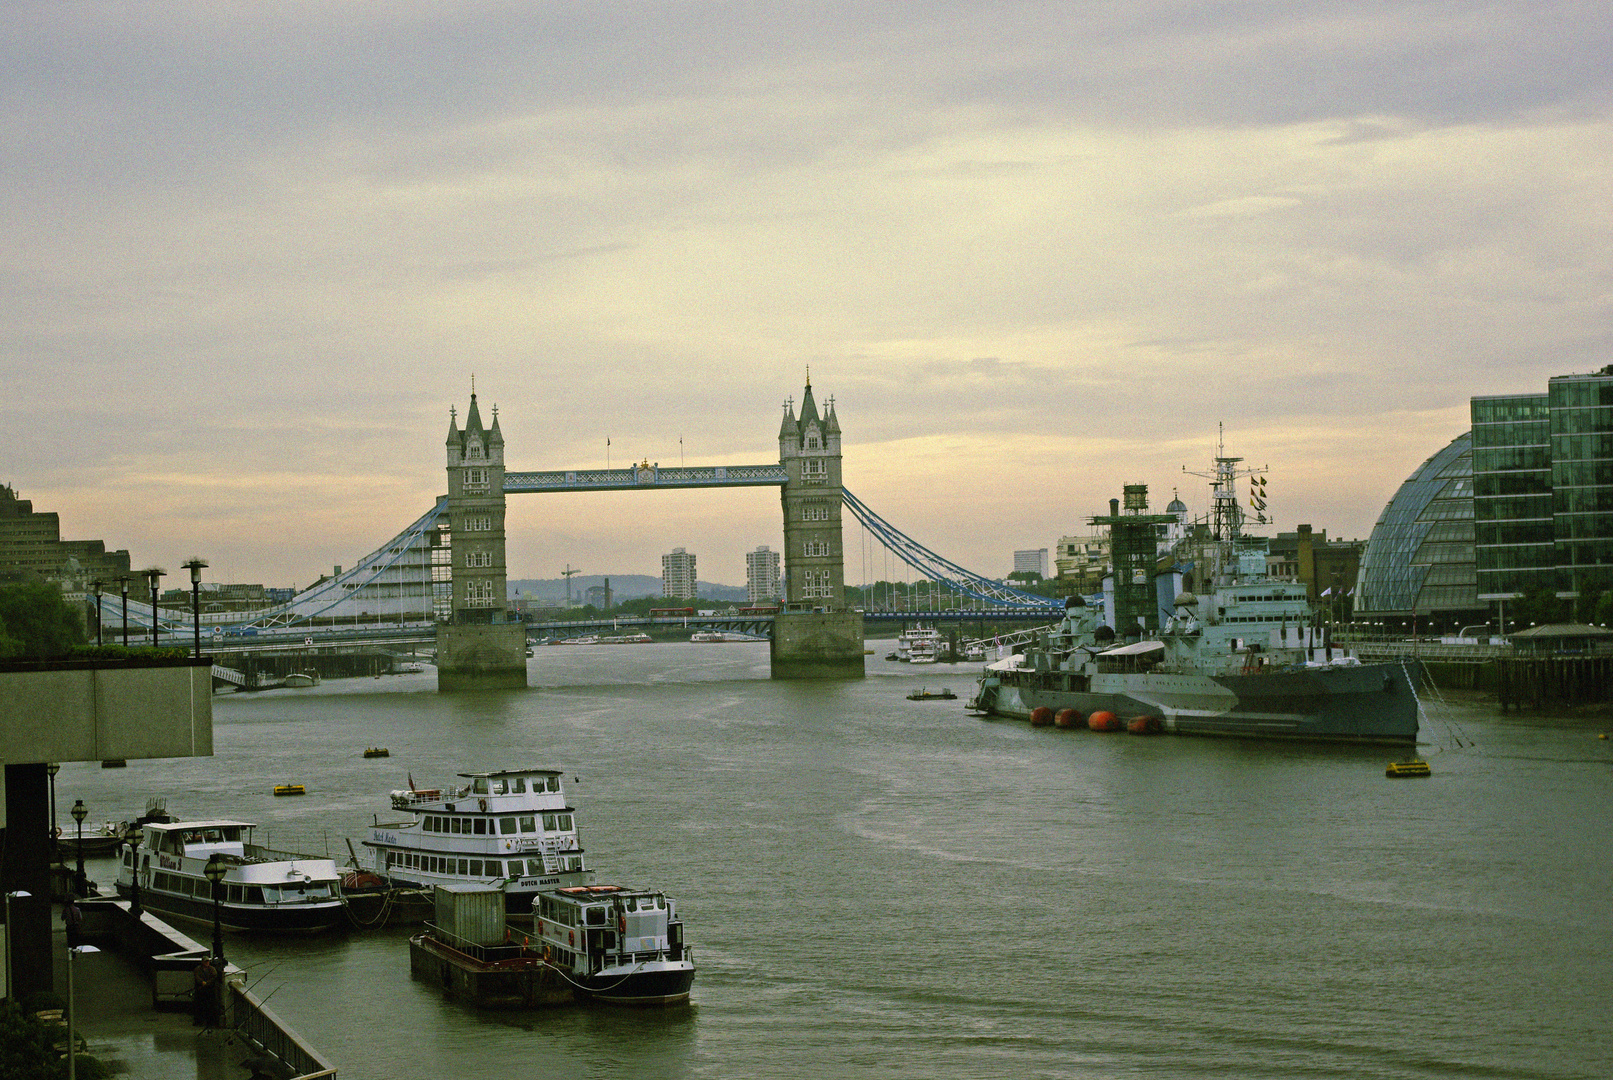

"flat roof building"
[662,547,697,600]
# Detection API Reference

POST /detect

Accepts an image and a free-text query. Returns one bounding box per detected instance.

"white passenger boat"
[897,625,942,662]
[364,768,595,917]
[115,819,346,933]
[533,884,695,1004]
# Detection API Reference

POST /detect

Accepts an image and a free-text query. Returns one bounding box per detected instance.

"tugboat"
[1385,759,1431,778]
[408,882,695,1008]
[532,884,695,1004]
[365,768,595,917]
[115,819,346,933]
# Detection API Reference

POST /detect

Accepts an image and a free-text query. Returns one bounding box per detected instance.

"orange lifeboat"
[1127,715,1163,735]
[1029,706,1055,727]
[1087,711,1122,732]
[1053,708,1083,729]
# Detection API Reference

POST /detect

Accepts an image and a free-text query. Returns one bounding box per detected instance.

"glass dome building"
[1355,432,1480,623]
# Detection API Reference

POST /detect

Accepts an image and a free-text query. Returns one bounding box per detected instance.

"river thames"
[63,644,1611,1079]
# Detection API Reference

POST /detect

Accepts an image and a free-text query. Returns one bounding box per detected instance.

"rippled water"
[63,644,1612,1079]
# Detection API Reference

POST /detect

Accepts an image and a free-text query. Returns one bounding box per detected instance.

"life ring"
[568,930,575,946]
[478,798,488,812]
[536,919,544,935]
[618,914,626,935]
[543,946,552,963]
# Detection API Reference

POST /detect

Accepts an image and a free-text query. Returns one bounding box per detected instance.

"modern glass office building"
[1358,365,1613,622]
[1355,433,1477,621]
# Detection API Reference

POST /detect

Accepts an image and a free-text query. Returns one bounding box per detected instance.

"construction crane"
[562,565,580,606]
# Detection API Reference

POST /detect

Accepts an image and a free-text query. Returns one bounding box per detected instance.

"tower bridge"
[94,380,1061,687]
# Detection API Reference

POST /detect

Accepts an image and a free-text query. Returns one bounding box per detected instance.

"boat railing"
[422,920,534,966]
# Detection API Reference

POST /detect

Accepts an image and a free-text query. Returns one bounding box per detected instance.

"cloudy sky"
[4,1,1610,588]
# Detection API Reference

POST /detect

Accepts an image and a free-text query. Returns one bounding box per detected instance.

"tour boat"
[115,819,347,933]
[273,783,307,796]
[364,768,595,917]
[897,625,943,663]
[532,884,696,1005]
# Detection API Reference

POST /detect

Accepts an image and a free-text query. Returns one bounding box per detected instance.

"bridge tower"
[772,378,865,677]
[436,390,527,690]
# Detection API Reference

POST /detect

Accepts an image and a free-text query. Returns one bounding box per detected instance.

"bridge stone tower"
[772,379,865,678]
[437,391,527,690]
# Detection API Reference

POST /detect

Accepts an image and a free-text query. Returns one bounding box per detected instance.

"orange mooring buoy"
[1054,708,1083,729]
[1088,711,1121,732]
[1030,706,1055,727]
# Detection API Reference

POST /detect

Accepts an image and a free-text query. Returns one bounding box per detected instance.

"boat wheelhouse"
[364,768,594,916]
[897,625,942,663]
[115,819,346,933]
[533,884,695,1005]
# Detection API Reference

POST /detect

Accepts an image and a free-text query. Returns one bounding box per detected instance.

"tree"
[0,582,87,660]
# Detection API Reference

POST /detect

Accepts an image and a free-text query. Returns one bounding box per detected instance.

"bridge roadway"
[192,608,1061,653]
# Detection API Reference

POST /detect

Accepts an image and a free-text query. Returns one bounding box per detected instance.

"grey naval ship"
[970,450,1420,745]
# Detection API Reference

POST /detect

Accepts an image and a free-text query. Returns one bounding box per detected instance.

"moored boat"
[1386,759,1431,778]
[532,884,695,1005]
[364,768,595,917]
[273,783,307,796]
[115,819,346,933]
[969,448,1420,746]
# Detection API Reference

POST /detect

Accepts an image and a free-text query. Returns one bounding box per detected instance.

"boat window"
[470,860,483,875]
[511,778,526,793]
[449,818,462,834]
[457,859,468,875]
[472,819,487,835]
[472,779,489,794]
[520,815,535,832]
[586,906,606,926]
[546,777,559,792]
[499,817,518,835]
[558,814,573,831]
[542,813,557,831]
[626,897,637,912]
[245,886,263,903]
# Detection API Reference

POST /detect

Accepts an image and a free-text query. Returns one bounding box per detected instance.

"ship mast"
[1182,423,1268,543]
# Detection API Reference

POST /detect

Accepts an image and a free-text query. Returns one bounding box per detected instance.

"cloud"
[2,1,1610,581]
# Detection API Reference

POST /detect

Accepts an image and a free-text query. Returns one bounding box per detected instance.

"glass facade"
[1549,370,1613,594]
[1355,433,1476,617]
[1472,392,1553,596]
[1360,366,1613,617]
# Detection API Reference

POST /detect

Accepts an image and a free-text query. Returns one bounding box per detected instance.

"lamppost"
[127,832,142,917]
[182,558,208,659]
[47,762,60,864]
[67,944,101,1080]
[90,579,104,645]
[3,889,29,1001]
[145,567,165,648]
[71,799,88,895]
[203,853,227,967]
[119,576,130,646]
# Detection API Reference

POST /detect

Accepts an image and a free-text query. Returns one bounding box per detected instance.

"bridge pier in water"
[770,608,865,678]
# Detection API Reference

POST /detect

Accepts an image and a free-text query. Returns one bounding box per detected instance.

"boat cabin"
[142,820,254,859]
[534,885,685,974]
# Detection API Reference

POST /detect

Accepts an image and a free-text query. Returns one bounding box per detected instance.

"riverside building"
[1356,364,1613,626]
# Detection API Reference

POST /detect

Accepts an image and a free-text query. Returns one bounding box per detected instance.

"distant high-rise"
[1012,548,1049,578]
[662,548,697,600]
[746,546,781,604]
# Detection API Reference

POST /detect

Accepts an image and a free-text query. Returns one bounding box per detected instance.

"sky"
[4,1,1610,588]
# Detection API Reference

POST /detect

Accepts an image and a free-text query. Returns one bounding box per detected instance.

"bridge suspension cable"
[841,489,1058,609]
